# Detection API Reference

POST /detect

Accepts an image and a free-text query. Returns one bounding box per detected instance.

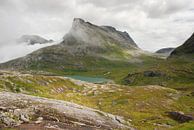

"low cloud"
[0,41,59,63]
[0,0,194,56]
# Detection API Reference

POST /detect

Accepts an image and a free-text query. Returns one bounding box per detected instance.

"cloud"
[0,41,59,63]
[0,0,194,54]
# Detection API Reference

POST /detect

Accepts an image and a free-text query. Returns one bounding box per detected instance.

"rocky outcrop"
[167,111,194,123]
[0,92,132,130]
[143,71,164,77]
[123,71,165,84]
[17,35,53,45]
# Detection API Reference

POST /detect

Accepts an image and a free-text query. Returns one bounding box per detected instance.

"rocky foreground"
[0,70,194,129]
[0,92,132,130]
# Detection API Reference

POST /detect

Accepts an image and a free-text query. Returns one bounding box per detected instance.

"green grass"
[1,72,194,129]
[171,121,194,130]
[1,52,194,129]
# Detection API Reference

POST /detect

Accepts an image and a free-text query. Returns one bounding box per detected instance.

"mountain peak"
[67,18,138,49]
[73,18,85,25]
[71,18,95,30]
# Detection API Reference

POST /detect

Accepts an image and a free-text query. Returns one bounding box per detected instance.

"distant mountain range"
[155,48,175,56]
[156,48,174,54]
[17,35,53,45]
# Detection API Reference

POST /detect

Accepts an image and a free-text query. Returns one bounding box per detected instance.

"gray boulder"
[167,111,194,123]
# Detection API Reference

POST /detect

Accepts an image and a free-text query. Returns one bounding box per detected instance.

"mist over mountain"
[17,35,53,45]
[0,40,58,63]
[0,18,147,71]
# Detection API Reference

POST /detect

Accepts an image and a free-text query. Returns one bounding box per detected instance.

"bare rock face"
[60,18,140,58]
[63,18,138,50]
[0,92,132,130]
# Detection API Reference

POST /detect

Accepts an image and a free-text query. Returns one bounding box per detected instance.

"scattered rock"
[0,112,18,126]
[0,107,7,111]
[20,114,29,123]
[167,111,194,123]
[143,71,164,77]
[153,123,171,128]
[123,71,165,85]
[191,91,194,96]
[45,124,60,129]
[35,117,43,124]
[13,109,22,117]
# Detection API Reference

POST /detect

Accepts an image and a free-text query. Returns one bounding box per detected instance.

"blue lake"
[67,75,111,84]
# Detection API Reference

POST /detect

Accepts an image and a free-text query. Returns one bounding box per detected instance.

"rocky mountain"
[17,35,53,45]
[59,18,139,58]
[0,18,145,72]
[64,18,138,50]
[156,47,174,55]
[170,33,194,57]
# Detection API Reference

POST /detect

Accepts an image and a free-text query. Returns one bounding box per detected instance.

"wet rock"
[167,111,194,123]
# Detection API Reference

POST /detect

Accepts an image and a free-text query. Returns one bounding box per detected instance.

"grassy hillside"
[170,33,194,56]
[0,71,193,130]
[23,53,163,84]
[123,57,194,90]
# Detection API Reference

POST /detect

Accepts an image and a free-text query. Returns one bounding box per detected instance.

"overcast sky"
[0,0,194,51]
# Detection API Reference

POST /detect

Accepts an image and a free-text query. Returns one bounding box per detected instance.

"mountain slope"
[170,33,194,57]
[0,18,148,75]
